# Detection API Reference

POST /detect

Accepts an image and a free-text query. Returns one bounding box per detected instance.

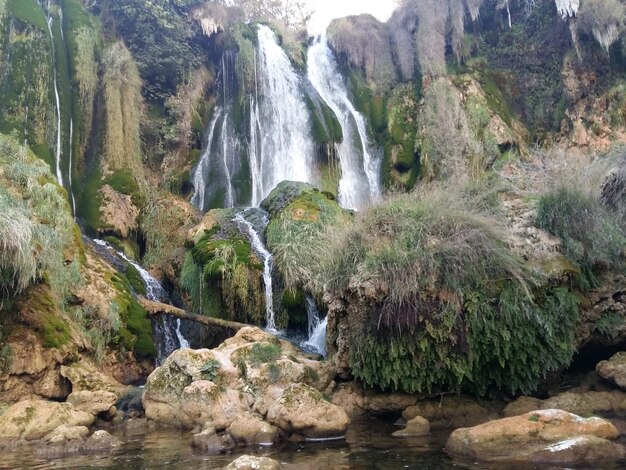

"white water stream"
[190,108,222,211]
[92,239,189,361]
[307,35,381,210]
[234,212,277,332]
[45,14,63,187]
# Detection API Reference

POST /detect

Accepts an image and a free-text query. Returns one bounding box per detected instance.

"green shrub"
[536,186,625,279]
[308,182,581,395]
[248,342,281,366]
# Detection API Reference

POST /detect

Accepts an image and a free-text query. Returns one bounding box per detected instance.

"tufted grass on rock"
[536,185,625,282]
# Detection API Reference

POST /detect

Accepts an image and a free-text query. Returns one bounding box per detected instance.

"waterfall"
[305,317,327,357]
[190,108,222,210]
[250,25,316,206]
[307,35,381,210]
[303,295,327,356]
[45,14,64,187]
[68,118,75,216]
[93,239,166,302]
[233,210,277,332]
[92,239,190,362]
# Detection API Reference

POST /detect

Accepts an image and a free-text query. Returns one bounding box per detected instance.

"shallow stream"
[0,418,621,470]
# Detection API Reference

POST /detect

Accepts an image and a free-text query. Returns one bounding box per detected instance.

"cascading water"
[303,295,327,356]
[92,239,189,362]
[190,108,222,210]
[251,25,316,206]
[68,118,75,216]
[190,52,240,210]
[307,35,382,210]
[45,11,64,187]
[233,211,277,332]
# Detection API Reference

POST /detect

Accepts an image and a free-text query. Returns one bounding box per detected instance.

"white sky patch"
[306,0,397,35]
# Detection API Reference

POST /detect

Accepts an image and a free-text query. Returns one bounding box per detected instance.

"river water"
[0,418,619,469]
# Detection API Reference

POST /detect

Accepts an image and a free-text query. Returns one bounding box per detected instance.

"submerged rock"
[529,435,625,464]
[228,411,278,445]
[190,426,235,454]
[225,455,282,470]
[446,409,620,462]
[36,425,89,456]
[402,396,500,429]
[83,430,123,453]
[392,416,430,437]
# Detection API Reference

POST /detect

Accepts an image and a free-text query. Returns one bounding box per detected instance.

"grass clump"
[536,186,625,282]
[248,342,281,366]
[307,181,581,395]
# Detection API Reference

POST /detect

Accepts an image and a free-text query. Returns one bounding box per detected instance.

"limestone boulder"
[180,381,248,430]
[392,416,430,437]
[225,455,282,470]
[529,435,625,464]
[267,383,349,438]
[190,426,235,454]
[540,391,626,416]
[597,352,626,390]
[98,184,139,238]
[0,400,95,445]
[446,409,620,462]
[67,390,117,416]
[36,424,89,456]
[402,396,499,429]
[503,396,543,417]
[228,411,278,445]
[83,430,123,452]
[60,360,128,396]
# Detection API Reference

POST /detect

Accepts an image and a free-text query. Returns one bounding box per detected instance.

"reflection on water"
[0,418,623,470]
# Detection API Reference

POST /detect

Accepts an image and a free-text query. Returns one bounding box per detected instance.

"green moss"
[282,289,304,309]
[104,169,145,207]
[109,272,155,359]
[125,263,147,296]
[248,342,281,366]
[594,310,623,339]
[349,71,386,137]
[199,358,221,382]
[77,166,103,234]
[6,0,47,31]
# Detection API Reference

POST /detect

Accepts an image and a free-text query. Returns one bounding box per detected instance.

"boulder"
[60,360,128,396]
[67,390,117,416]
[225,455,282,470]
[190,426,235,454]
[36,425,89,455]
[540,391,626,416]
[402,396,499,429]
[597,352,626,390]
[529,435,625,464]
[180,381,248,430]
[446,409,620,462]
[267,383,349,438]
[83,430,123,452]
[0,400,95,445]
[392,416,430,437]
[228,411,278,445]
[98,184,139,238]
[503,396,543,417]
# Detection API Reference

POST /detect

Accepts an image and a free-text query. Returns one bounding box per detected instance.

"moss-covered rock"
[180,209,265,324]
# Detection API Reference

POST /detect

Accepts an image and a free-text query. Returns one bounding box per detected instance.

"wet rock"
[0,400,95,445]
[392,416,430,437]
[36,425,89,456]
[190,426,235,454]
[83,430,122,452]
[228,412,278,445]
[225,455,282,470]
[540,390,626,416]
[98,184,139,238]
[503,396,543,417]
[529,435,625,464]
[597,352,626,390]
[60,359,128,396]
[446,409,620,462]
[267,383,349,438]
[67,390,118,416]
[402,396,499,429]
